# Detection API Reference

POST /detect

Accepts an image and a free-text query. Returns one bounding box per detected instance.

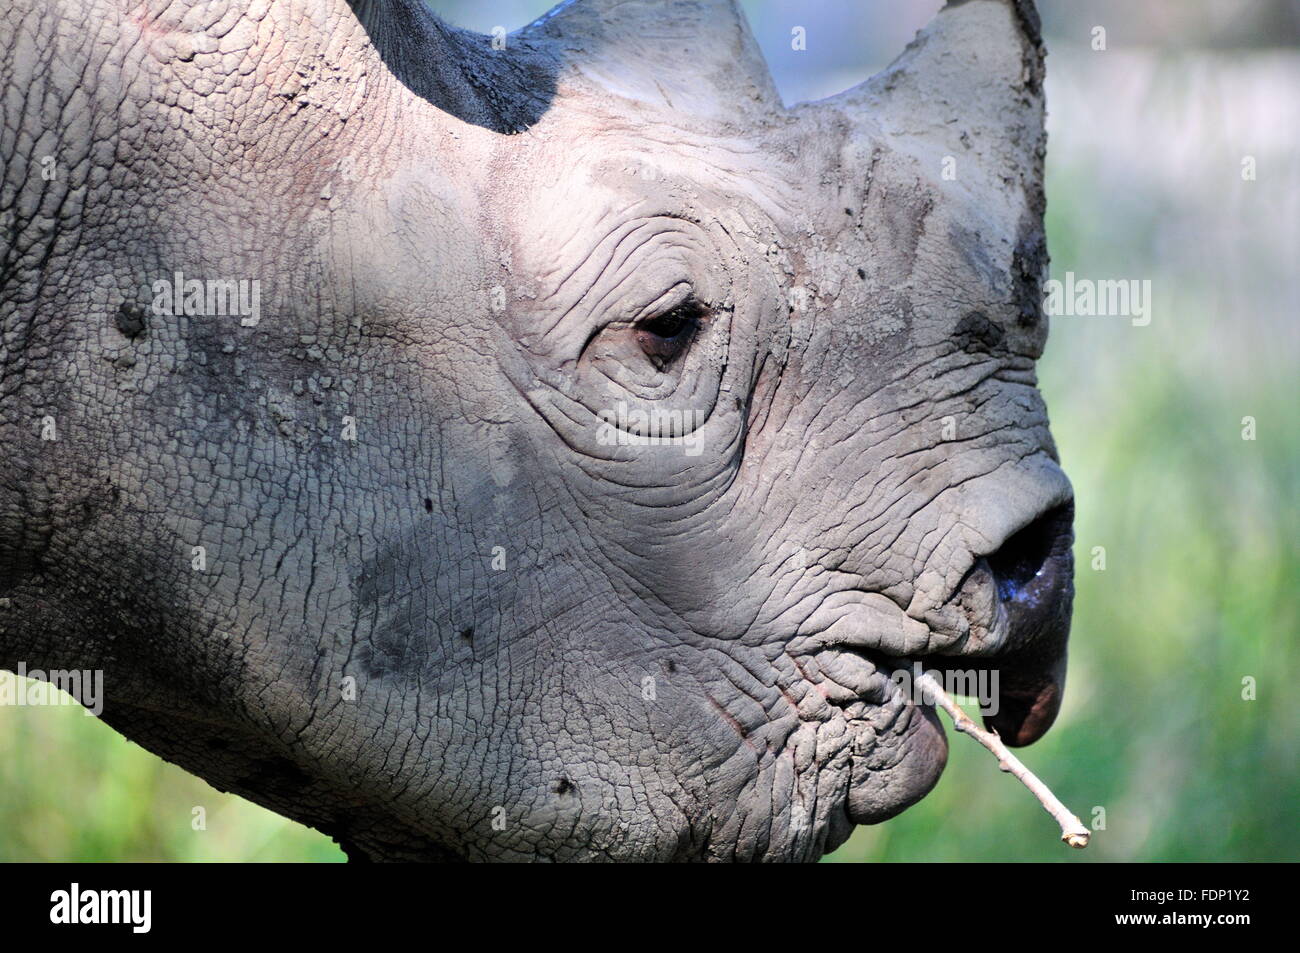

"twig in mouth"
[912,669,1090,848]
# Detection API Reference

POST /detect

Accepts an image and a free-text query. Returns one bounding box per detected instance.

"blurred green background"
[1,0,1295,862]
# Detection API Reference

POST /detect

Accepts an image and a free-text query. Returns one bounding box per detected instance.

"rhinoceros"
[0,0,1074,861]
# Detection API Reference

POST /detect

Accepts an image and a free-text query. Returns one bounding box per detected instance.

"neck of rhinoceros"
[0,2,374,595]
[0,0,560,860]
[0,0,481,663]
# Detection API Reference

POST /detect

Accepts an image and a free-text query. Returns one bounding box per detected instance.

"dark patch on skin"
[327,826,465,863]
[665,659,677,674]
[355,554,426,680]
[948,223,1001,292]
[237,756,313,798]
[114,302,147,339]
[423,497,433,513]
[459,626,474,642]
[953,310,1005,352]
[856,267,866,280]
[353,631,392,679]
[353,531,458,683]
[1011,0,1043,46]
[554,777,574,795]
[1011,224,1048,328]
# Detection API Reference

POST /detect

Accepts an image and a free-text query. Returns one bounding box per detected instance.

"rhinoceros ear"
[520,0,781,121]
[825,0,1046,196]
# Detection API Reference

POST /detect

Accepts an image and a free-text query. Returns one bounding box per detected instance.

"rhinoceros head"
[0,0,1071,861]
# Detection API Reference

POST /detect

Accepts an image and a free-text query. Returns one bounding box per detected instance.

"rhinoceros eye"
[634,298,704,370]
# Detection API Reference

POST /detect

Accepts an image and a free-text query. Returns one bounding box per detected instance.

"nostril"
[987,502,1074,601]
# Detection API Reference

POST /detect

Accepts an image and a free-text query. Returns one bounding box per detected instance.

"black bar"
[0,862,1280,939]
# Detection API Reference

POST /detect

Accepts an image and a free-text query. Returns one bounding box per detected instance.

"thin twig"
[913,670,1090,848]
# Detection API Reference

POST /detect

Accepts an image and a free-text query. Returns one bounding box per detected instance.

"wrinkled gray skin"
[0,0,1075,861]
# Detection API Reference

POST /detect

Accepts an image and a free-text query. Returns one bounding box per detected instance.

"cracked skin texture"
[0,0,1074,861]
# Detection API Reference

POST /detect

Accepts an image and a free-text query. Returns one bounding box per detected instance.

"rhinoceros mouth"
[934,500,1075,746]
[808,499,1073,830]
[803,496,1075,757]
[884,499,1076,747]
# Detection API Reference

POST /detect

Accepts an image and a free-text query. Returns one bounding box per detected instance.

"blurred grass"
[0,706,343,861]
[1,6,1295,863]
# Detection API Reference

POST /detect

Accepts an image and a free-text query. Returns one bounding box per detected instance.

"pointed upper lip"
[904,501,1076,746]
[799,501,1076,747]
